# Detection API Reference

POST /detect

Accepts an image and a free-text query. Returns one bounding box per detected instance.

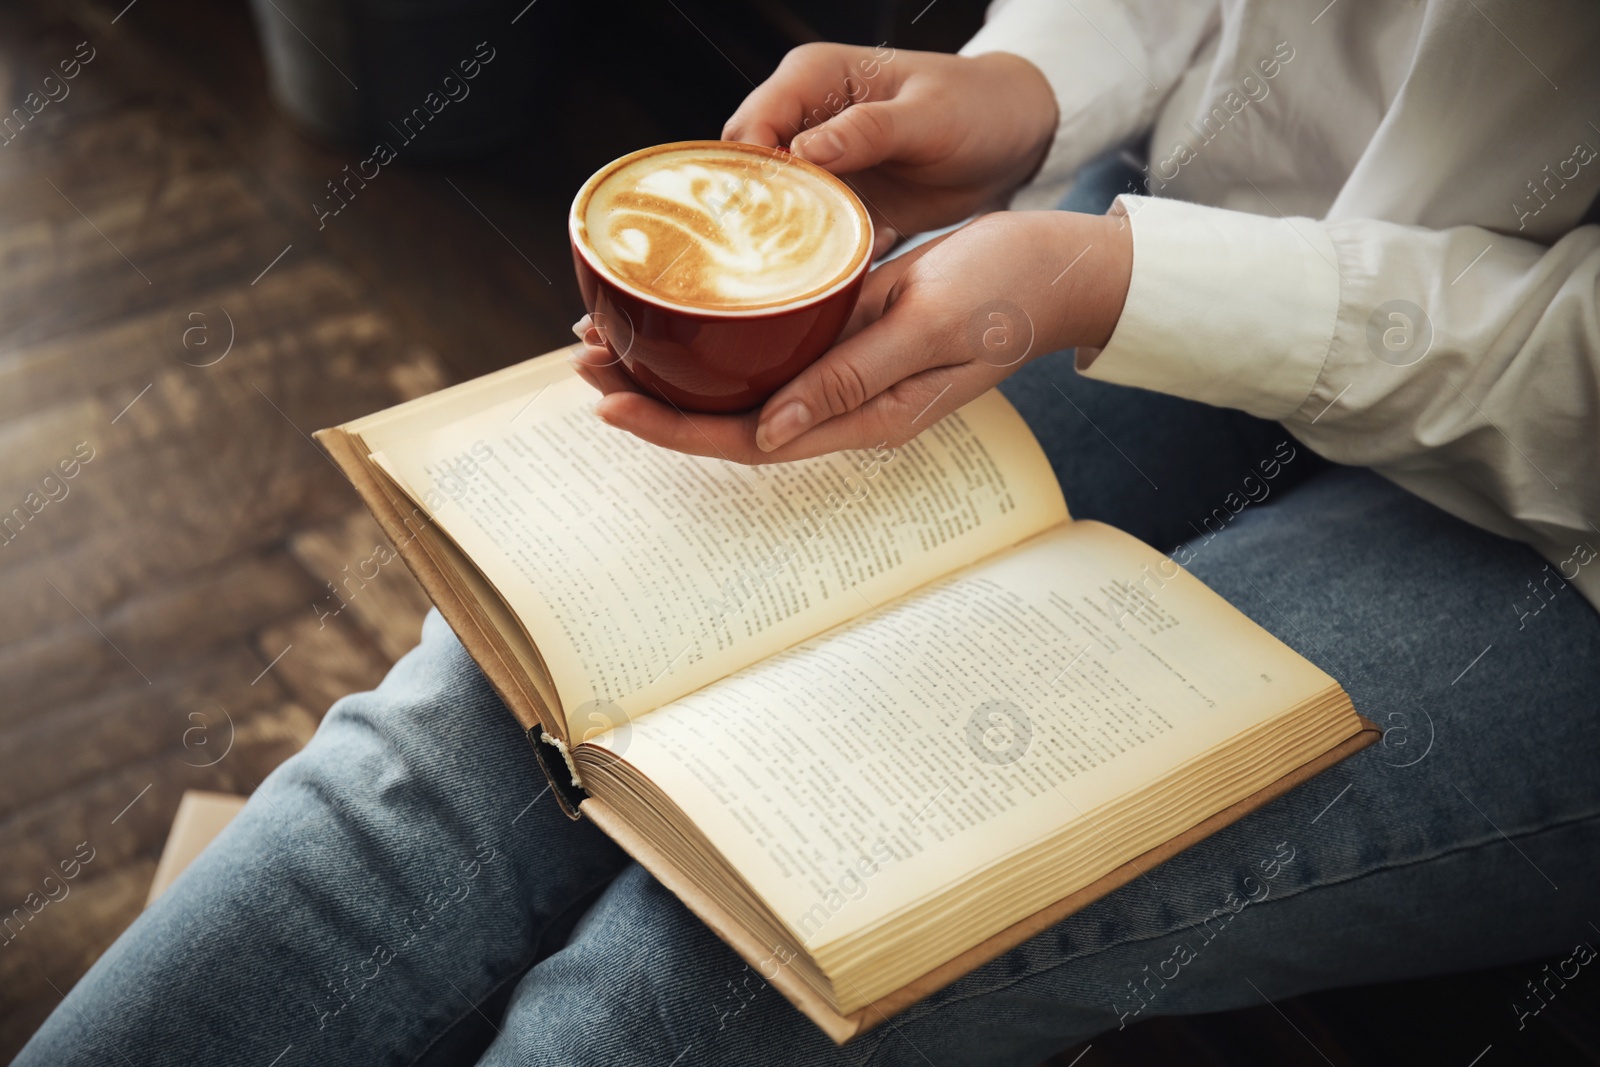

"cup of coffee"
[569,140,874,413]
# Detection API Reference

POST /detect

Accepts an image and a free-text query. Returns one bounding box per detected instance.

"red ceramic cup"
[569,140,873,414]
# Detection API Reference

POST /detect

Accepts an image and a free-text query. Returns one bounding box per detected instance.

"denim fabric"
[18,163,1600,1066]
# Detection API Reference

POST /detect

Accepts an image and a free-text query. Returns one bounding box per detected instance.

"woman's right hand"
[723,43,1059,256]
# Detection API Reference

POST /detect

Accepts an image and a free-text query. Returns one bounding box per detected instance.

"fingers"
[724,43,926,174]
[569,345,638,395]
[871,223,902,260]
[594,391,759,459]
[789,101,912,174]
[568,315,641,395]
[596,364,974,463]
[753,295,962,453]
[724,43,885,148]
[750,236,964,452]
[576,233,964,456]
[721,46,831,147]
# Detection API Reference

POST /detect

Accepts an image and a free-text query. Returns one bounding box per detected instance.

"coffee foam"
[581,146,867,310]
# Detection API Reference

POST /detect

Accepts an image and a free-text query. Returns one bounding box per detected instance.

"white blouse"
[963,0,1600,612]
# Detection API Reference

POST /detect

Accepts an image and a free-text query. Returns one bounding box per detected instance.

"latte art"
[582,146,868,310]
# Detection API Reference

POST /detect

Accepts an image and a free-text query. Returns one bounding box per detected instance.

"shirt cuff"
[1082,195,1342,420]
[959,0,1153,207]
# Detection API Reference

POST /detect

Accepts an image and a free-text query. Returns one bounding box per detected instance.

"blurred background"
[0,0,1596,1062]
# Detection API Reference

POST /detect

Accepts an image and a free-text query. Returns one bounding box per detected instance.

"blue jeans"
[18,358,1600,1067]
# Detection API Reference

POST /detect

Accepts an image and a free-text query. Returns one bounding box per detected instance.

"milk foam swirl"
[583,147,867,310]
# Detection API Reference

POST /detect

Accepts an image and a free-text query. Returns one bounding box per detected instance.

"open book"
[316,349,1375,1043]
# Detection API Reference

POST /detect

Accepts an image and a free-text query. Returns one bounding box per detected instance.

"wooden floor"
[0,0,1596,1063]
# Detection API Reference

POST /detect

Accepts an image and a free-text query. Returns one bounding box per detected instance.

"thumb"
[753,302,955,453]
[790,100,913,174]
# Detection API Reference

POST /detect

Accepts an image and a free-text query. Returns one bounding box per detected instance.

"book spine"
[526,728,588,820]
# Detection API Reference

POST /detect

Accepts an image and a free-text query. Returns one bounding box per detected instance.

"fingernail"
[797,129,843,165]
[755,400,811,453]
[571,315,591,340]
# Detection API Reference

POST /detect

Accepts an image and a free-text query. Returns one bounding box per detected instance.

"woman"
[20,1,1600,1063]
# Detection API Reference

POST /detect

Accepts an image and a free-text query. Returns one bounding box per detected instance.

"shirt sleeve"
[1085,192,1600,586]
[959,0,1216,207]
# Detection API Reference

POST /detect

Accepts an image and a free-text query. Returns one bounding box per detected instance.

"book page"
[596,521,1337,944]
[372,362,1066,732]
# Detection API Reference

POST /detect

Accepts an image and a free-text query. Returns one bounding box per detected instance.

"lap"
[485,462,1600,1067]
[23,383,1598,1067]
